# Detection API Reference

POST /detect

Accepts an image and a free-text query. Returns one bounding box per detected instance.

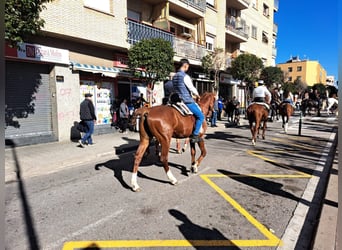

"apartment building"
[277,57,327,86]
[5,0,278,145]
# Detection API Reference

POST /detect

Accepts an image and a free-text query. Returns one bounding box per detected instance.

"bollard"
[298,111,302,136]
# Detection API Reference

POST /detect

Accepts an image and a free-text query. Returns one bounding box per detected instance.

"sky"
[274,0,338,81]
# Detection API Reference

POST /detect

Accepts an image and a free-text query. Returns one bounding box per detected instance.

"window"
[127,10,141,21]
[263,4,269,17]
[205,35,215,51]
[262,31,268,43]
[288,77,292,82]
[84,0,112,14]
[206,0,215,7]
[251,25,257,39]
[297,66,302,71]
[288,67,293,72]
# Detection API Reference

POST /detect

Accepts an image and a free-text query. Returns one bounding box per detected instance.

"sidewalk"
[5,130,141,183]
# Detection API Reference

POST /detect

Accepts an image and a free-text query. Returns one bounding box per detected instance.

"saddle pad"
[170,102,193,116]
[249,102,270,110]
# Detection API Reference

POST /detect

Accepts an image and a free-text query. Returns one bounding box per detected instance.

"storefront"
[5,42,70,145]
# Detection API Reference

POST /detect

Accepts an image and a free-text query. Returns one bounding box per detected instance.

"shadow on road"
[6,139,41,249]
[217,169,310,206]
[169,209,240,250]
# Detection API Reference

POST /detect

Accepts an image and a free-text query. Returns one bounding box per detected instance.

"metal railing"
[179,0,206,13]
[225,16,249,39]
[173,37,206,60]
[127,19,174,46]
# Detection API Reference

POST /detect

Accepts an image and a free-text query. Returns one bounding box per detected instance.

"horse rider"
[252,80,272,109]
[282,90,295,108]
[172,58,204,143]
[309,88,321,107]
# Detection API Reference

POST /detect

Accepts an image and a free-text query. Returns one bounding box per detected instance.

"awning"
[71,62,127,78]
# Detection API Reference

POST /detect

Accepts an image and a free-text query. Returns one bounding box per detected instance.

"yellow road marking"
[63,140,316,249]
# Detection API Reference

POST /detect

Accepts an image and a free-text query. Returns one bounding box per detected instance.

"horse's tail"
[130,107,150,127]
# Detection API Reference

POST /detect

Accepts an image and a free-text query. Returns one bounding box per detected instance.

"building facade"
[277,57,327,86]
[5,0,278,145]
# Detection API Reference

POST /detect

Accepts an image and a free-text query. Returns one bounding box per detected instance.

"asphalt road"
[5,115,337,250]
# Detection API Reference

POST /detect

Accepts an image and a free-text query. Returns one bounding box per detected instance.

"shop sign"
[6,42,69,65]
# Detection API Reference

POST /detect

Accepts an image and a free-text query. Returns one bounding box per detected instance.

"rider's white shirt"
[252,86,272,101]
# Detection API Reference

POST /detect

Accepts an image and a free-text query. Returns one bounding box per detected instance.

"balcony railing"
[127,19,174,46]
[272,46,277,57]
[174,37,206,60]
[179,0,206,13]
[273,23,278,34]
[240,0,251,6]
[274,0,279,11]
[226,16,249,39]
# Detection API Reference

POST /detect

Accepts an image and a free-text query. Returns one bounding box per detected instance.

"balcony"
[127,19,174,46]
[227,0,250,10]
[179,0,206,12]
[168,0,206,18]
[225,16,249,43]
[273,23,278,35]
[272,46,277,57]
[274,0,279,11]
[173,37,206,61]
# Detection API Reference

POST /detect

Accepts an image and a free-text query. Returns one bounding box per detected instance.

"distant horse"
[301,98,321,116]
[246,103,269,146]
[131,92,216,191]
[279,102,294,133]
[176,138,189,154]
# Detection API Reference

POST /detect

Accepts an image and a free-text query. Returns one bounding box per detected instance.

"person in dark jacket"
[173,58,204,143]
[79,93,97,147]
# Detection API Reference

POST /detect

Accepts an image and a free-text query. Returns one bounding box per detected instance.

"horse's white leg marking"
[191,161,198,173]
[252,139,256,146]
[166,170,178,185]
[131,172,141,192]
[284,122,288,133]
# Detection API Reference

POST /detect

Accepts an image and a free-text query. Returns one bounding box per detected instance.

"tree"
[260,66,284,88]
[201,48,226,87]
[128,38,174,90]
[5,0,52,47]
[230,54,264,85]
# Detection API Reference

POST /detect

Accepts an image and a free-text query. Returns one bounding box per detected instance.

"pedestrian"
[79,93,97,147]
[211,96,218,127]
[172,58,204,143]
[119,98,129,134]
[135,93,147,109]
[217,96,224,120]
[163,73,175,105]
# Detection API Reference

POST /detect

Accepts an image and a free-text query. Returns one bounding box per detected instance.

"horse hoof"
[191,166,198,173]
[177,150,182,154]
[132,186,142,192]
[171,180,178,186]
[252,140,256,146]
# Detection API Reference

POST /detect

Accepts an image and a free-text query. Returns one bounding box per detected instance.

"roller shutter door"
[5,61,54,143]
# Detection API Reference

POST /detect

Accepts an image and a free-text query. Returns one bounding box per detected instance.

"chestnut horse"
[131,92,216,192]
[279,102,294,133]
[246,103,269,146]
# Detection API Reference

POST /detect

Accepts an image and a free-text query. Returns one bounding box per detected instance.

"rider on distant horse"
[252,80,272,109]
[282,90,295,108]
[172,58,204,143]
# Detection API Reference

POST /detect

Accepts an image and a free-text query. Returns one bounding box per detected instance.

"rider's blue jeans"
[185,103,205,136]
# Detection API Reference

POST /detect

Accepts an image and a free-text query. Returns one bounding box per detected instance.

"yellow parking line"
[200,175,282,247]
[247,150,312,177]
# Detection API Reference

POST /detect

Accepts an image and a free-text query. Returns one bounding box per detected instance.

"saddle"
[249,102,270,110]
[168,93,193,116]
